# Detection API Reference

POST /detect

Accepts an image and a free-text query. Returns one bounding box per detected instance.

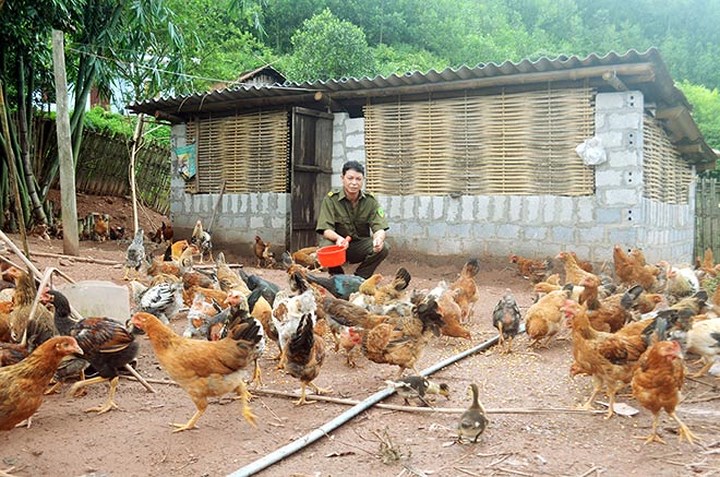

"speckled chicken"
[191,219,213,264]
[492,289,522,353]
[123,228,145,280]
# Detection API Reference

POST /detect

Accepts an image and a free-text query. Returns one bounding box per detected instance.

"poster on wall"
[175,144,196,181]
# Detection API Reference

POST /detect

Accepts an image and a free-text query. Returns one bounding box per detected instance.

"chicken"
[360,297,444,376]
[169,239,190,261]
[130,311,261,432]
[338,326,363,367]
[146,243,196,278]
[151,221,174,244]
[220,290,266,387]
[556,251,597,286]
[109,225,125,241]
[130,281,185,324]
[253,235,275,268]
[436,286,471,340]
[697,247,717,278]
[658,261,699,304]
[355,268,412,310]
[318,290,388,352]
[291,246,319,269]
[385,375,450,406]
[524,288,571,348]
[182,291,224,339]
[285,314,330,405]
[41,290,139,414]
[685,318,720,378]
[295,268,365,301]
[272,288,317,369]
[8,270,55,350]
[0,336,82,431]
[492,289,522,353]
[632,340,697,444]
[215,252,251,296]
[509,254,550,283]
[0,342,29,367]
[450,258,480,320]
[191,219,213,264]
[612,245,659,291]
[580,276,632,333]
[93,213,110,242]
[562,300,648,418]
[123,228,145,280]
[457,383,488,443]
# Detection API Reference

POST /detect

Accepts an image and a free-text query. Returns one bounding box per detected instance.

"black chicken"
[304,272,365,300]
[40,289,139,414]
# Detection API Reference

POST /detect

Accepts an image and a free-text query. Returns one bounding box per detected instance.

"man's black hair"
[342,160,365,176]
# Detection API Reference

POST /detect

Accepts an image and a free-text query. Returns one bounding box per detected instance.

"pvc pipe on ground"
[228,331,505,476]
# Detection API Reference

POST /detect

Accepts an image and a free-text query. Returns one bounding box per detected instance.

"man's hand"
[372,231,385,253]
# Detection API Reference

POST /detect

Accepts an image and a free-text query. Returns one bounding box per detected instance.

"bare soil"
[1,193,719,477]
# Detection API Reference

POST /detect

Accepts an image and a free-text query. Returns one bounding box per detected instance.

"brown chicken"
[580,276,632,333]
[339,327,363,367]
[215,252,251,296]
[130,311,262,432]
[509,254,550,283]
[93,214,110,242]
[0,336,82,431]
[696,247,717,277]
[570,252,593,273]
[8,271,55,350]
[525,288,572,348]
[450,258,480,320]
[148,243,198,278]
[612,245,659,290]
[291,246,320,269]
[632,340,696,444]
[254,235,274,268]
[556,251,597,286]
[563,300,648,418]
[360,297,444,376]
[151,221,174,244]
[356,268,412,310]
[285,314,330,405]
[437,288,471,339]
[0,342,29,367]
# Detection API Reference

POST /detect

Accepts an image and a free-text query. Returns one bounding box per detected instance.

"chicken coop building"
[130,49,716,265]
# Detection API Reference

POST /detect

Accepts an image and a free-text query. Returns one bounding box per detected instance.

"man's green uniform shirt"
[315,189,388,239]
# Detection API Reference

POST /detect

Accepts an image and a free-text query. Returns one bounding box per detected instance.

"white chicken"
[191,219,213,264]
[686,318,720,378]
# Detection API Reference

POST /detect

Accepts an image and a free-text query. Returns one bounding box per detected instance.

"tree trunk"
[0,80,29,255]
[16,54,48,227]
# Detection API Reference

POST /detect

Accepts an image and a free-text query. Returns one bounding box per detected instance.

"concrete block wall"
[169,124,288,255]
[330,92,694,265]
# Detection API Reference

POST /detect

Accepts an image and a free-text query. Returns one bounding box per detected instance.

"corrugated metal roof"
[128,48,714,167]
[131,48,683,115]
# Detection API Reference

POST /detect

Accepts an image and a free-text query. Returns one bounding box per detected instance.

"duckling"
[385,375,450,406]
[457,383,488,443]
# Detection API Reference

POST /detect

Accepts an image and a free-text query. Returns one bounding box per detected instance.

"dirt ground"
[1,193,720,477]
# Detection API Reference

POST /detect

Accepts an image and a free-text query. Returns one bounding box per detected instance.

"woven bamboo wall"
[75,130,171,214]
[364,87,595,196]
[186,110,289,194]
[643,116,693,204]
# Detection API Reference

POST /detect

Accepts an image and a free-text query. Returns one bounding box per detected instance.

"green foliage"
[83,106,170,147]
[285,8,374,81]
[371,44,448,76]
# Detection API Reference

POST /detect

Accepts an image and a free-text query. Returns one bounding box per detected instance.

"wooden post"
[51,29,79,256]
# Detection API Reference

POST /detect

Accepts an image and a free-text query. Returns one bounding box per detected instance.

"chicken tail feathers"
[290,271,310,294]
[288,314,314,362]
[393,267,412,291]
[228,317,262,346]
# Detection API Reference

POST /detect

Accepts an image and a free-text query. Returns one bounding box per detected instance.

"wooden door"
[289,107,334,251]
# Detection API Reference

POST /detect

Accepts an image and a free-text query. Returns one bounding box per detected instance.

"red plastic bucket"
[317,237,351,267]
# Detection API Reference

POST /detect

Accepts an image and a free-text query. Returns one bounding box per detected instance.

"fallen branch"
[578,466,602,477]
[124,364,156,393]
[120,375,177,386]
[29,250,121,266]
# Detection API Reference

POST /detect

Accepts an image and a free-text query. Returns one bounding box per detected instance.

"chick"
[457,383,488,443]
[385,375,450,406]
